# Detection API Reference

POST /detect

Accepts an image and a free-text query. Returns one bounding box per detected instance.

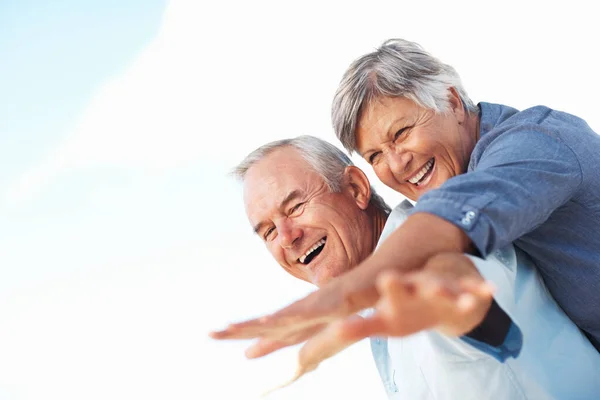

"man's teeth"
[299,238,326,264]
[408,159,434,184]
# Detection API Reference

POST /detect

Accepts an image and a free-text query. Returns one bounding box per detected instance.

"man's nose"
[277,219,303,249]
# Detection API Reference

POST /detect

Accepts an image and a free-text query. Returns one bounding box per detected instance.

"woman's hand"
[338,253,495,340]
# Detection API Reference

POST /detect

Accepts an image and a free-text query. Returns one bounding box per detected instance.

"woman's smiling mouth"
[407,158,435,186]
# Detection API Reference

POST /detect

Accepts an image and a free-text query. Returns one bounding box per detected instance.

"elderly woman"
[330,38,600,350]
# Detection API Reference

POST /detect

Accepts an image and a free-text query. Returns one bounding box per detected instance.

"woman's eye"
[290,202,304,214]
[394,127,408,140]
[368,152,382,164]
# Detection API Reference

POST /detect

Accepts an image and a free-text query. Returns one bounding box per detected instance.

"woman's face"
[355,89,477,201]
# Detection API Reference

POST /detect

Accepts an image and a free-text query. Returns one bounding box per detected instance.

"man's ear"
[343,166,371,210]
[448,86,466,124]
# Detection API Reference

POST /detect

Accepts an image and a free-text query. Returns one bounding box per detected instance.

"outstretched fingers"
[245,324,326,359]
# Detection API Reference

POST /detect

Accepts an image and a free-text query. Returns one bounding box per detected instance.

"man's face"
[243,147,373,287]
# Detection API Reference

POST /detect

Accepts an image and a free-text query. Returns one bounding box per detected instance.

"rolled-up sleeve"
[461,246,524,362]
[412,126,583,256]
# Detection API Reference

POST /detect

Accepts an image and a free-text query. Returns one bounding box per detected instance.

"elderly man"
[213,135,600,399]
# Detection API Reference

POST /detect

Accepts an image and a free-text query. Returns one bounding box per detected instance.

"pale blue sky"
[0,0,165,185]
[0,0,171,296]
[0,1,599,399]
[0,0,167,320]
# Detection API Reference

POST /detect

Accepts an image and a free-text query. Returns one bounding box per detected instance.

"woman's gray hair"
[232,135,390,214]
[332,38,478,153]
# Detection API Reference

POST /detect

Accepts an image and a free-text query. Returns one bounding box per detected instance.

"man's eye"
[264,227,275,240]
[368,152,382,164]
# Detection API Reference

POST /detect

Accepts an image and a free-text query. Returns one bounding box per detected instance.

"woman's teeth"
[299,238,326,264]
[408,159,434,185]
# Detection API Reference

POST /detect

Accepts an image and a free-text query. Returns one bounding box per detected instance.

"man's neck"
[368,206,389,251]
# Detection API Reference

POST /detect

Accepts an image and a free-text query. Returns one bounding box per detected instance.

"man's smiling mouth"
[298,237,326,265]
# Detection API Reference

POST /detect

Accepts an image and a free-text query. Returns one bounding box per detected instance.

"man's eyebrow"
[280,189,303,209]
[252,190,303,235]
[252,221,264,235]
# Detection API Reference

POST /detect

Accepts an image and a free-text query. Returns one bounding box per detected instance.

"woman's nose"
[384,146,410,176]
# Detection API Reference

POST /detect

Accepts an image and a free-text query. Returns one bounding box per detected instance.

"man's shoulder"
[377,200,414,248]
[386,200,414,227]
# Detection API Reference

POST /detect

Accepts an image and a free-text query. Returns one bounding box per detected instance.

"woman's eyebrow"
[360,116,408,155]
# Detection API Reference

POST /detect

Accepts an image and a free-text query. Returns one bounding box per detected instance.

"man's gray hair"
[332,38,478,153]
[233,135,390,214]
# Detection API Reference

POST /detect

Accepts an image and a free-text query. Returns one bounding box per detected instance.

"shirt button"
[466,211,476,219]
[461,217,471,226]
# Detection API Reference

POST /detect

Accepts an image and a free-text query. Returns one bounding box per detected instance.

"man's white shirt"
[370,201,600,399]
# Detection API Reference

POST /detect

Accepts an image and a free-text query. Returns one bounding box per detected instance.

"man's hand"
[244,324,326,359]
[276,253,494,388]
[255,253,496,392]
[209,269,379,345]
[210,252,493,360]
[210,213,472,352]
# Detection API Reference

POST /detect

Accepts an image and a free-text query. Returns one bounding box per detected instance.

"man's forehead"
[243,172,302,204]
[242,147,321,219]
[245,148,304,186]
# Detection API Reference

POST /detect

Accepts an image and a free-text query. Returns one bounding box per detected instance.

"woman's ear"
[448,86,466,124]
[343,166,371,210]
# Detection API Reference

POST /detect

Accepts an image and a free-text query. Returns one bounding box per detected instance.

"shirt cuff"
[460,322,522,362]
[458,248,524,361]
[411,192,496,256]
[464,299,512,347]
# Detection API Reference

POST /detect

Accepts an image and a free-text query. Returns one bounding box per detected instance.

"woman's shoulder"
[476,102,600,173]
[479,102,596,137]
